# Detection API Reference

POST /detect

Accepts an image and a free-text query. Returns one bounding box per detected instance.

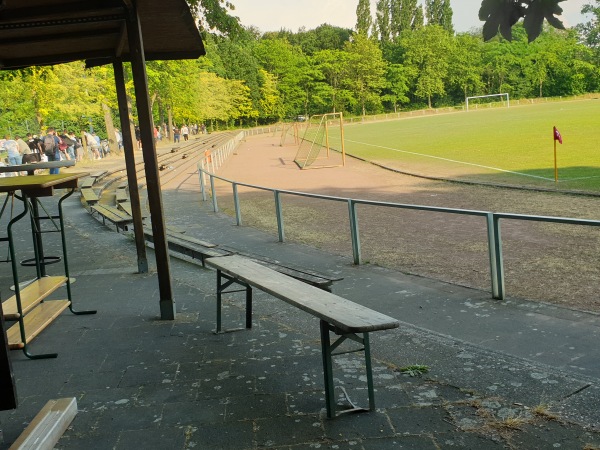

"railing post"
[233,183,242,226]
[348,199,361,265]
[486,213,505,300]
[210,175,219,213]
[274,190,285,242]
[199,162,207,202]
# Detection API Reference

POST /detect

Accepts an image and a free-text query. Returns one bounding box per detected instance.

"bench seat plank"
[2,276,68,320]
[7,300,71,349]
[207,255,398,333]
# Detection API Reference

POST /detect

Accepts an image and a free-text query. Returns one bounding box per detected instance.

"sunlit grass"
[327,100,600,192]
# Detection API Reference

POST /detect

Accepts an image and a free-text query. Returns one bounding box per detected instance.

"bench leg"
[320,320,336,419]
[319,322,376,418]
[215,270,252,334]
[363,332,375,411]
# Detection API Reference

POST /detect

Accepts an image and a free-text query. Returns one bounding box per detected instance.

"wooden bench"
[115,189,128,203]
[79,178,95,189]
[2,276,70,350]
[219,247,342,291]
[80,188,99,205]
[144,228,228,265]
[118,201,147,219]
[91,205,133,231]
[205,255,399,418]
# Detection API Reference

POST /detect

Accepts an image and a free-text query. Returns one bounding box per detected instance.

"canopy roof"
[0,0,205,70]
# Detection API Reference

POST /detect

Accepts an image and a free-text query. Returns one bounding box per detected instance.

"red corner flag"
[553,126,563,144]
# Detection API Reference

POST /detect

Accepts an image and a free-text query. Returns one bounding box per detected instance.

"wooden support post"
[126,5,175,319]
[113,59,148,275]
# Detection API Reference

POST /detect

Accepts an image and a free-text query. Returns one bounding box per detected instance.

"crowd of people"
[1,121,208,175]
[0,128,113,176]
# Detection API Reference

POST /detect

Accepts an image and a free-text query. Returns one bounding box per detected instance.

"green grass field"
[322,100,600,193]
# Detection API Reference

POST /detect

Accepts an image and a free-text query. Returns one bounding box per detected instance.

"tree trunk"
[428,94,432,109]
[126,95,137,150]
[167,106,173,142]
[102,103,118,155]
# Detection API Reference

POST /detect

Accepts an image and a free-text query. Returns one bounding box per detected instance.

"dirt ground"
[208,134,600,313]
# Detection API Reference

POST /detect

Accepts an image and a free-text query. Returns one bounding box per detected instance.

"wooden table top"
[0,160,76,173]
[0,173,90,193]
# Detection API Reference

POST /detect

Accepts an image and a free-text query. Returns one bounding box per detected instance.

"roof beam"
[0,28,119,46]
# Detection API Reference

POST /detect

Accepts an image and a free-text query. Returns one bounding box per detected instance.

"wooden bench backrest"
[207,255,399,334]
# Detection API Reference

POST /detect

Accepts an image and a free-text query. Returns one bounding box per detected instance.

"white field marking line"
[344,138,555,181]
[558,175,600,182]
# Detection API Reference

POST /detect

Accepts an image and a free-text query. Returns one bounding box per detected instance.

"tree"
[382,64,412,112]
[578,0,600,63]
[448,33,484,99]
[376,0,392,43]
[401,25,453,108]
[425,0,453,33]
[344,34,387,115]
[390,0,420,36]
[356,0,373,36]
[314,49,352,113]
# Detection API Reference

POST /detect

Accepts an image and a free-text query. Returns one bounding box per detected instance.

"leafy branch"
[479,0,566,42]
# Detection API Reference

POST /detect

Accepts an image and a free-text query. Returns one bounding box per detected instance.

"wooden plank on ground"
[9,397,77,450]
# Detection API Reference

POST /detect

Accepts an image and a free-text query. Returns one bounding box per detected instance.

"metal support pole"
[486,213,505,300]
[199,162,207,202]
[320,320,336,418]
[245,285,252,329]
[216,270,222,333]
[274,190,285,242]
[210,176,218,212]
[233,183,242,226]
[363,333,375,411]
[348,200,361,265]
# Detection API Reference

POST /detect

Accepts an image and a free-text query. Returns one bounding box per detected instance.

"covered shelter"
[0,0,206,322]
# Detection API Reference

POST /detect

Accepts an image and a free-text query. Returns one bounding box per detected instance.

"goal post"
[466,93,510,111]
[294,112,346,169]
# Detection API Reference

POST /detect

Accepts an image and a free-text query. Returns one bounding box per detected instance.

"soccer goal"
[294,112,346,169]
[466,93,510,111]
[280,122,300,146]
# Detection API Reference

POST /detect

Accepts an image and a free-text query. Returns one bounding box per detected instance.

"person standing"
[43,128,61,174]
[15,135,32,164]
[115,128,123,151]
[173,126,180,143]
[2,135,20,176]
[26,133,42,162]
[181,124,189,141]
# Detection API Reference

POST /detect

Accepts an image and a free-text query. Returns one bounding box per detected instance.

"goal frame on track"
[294,112,346,170]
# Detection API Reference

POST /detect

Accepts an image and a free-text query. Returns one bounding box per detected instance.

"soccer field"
[327,100,600,192]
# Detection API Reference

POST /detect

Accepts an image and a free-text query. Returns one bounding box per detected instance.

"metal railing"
[197,163,600,301]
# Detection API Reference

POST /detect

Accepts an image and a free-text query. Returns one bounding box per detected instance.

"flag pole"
[554,137,558,184]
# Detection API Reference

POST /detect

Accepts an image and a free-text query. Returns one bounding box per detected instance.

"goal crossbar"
[466,93,509,111]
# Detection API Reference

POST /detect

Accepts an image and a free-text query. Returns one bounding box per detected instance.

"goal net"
[466,93,510,111]
[294,113,345,169]
[280,122,300,146]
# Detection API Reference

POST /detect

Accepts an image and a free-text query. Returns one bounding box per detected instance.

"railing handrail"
[197,154,600,302]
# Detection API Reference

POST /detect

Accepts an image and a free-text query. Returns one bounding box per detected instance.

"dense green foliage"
[0,1,598,138]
